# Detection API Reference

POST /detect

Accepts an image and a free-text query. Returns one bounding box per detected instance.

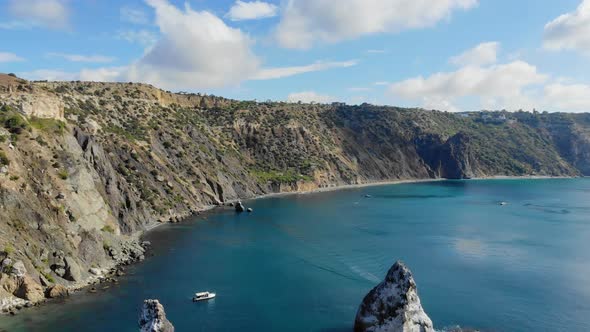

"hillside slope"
[0,74,588,311]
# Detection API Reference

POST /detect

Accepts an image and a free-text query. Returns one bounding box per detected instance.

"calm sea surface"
[2,179,590,332]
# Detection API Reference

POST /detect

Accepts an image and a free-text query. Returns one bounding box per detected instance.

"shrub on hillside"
[3,114,28,134]
[57,169,69,180]
[29,117,66,134]
[0,151,9,166]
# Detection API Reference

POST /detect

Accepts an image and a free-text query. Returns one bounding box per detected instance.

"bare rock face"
[16,94,65,120]
[354,261,434,332]
[63,256,82,282]
[10,260,27,278]
[0,273,18,294]
[46,284,69,298]
[15,276,45,304]
[138,299,174,332]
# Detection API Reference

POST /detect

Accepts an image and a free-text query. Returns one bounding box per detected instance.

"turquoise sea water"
[2,179,590,332]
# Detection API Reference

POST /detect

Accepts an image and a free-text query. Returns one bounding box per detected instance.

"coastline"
[468,175,579,180]
[247,178,445,201]
[2,175,581,316]
[140,178,445,235]
[139,175,580,236]
[139,174,584,237]
[230,175,581,203]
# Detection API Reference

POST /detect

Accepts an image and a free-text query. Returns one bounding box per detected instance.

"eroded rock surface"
[354,261,434,332]
[46,285,69,298]
[15,276,44,304]
[138,299,174,332]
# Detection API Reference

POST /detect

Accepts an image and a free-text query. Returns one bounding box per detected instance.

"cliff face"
[0,74,589,311]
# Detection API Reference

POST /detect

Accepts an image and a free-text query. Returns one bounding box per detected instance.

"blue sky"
[1,0,590,112]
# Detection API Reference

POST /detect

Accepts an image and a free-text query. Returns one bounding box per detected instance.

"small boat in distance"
[500,201,508,206]
[193,291,216,302]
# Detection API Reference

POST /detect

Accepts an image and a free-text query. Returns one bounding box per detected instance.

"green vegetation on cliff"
[251,169,313,184]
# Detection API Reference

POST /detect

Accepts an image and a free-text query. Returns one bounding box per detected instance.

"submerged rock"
[138,299,174,332]
[354,261,434,332]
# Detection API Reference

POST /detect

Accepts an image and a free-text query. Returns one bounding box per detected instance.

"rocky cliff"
[0,74,589,312]
[354,261,434,332]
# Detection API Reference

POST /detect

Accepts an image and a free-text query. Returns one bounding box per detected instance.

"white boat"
[193,291,216,302]
[500,201,508,206]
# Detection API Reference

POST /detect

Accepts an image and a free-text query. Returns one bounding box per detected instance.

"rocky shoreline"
[0,175,580,317]
[0,237,149,315]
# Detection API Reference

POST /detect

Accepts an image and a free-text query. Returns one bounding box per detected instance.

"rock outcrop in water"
[138,299,174,332]
[354,261,434,332]
[235,201,246,213]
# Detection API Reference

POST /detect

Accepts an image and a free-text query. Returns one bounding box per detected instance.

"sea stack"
[354,261,434,332]
[138,299,175,332]
[235,201,245,213]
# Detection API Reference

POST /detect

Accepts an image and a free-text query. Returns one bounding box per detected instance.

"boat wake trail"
[348,264,381,283]
[296,256,370,283]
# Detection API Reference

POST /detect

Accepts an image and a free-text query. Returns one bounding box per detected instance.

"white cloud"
[15,0,357,90]
[543,83,590,112]
[367,49,387,54]
[383,39,590,112]
[387,41,590,112]
[117,29,159,46]
[348,87,371,92]
[252,60,357,80]
[121,6,149,25]
[19,69,77,81]
[226,1,278,21]
[47,53,116,63]
[450,41,499,66]
[389,60,547,111]
[0,20,36,30]
[275,0,478,49]
[79,67,128,82]
[19,67,126,83]
[8,0,69,29]
[374,81,390,86]
[0,52,25,63]
[125,0,260,90]
[287,91,337,103]
[544,0,590,55]
[123,0,356,90]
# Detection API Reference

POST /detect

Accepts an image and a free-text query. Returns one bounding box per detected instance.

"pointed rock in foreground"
[139,299,174,332]
[354,261,434,332]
